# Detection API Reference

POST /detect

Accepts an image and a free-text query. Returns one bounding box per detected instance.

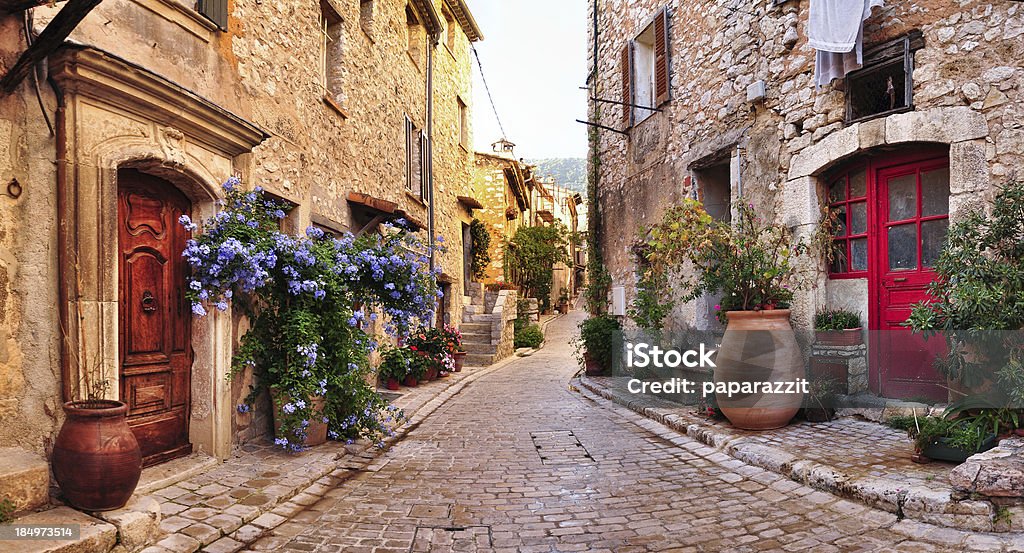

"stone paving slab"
[148,356,520,553]
[577,375,1016,533]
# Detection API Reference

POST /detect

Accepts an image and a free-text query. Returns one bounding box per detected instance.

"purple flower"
[192,303,207,317]
[237,404,250,414]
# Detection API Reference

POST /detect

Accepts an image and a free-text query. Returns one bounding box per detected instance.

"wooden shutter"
[654,8,670,106]
[197,0,228,30]
[620,42,632,127]
[420,134,430,199]
[405,117,413,191]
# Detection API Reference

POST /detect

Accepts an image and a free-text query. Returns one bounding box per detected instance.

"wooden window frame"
[845,30,924,124]
[621,6,670,129]
[827,166,869,279]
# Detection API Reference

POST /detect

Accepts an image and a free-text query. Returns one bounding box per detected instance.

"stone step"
[0,447,49,514]
[462,304,483,316]
[463,353,494,366]
[466,314,496,323]
[462,343,497,355]
[460,322,491,334]
[459,330,490,341]
[92,495,162,553]
[0,507,117,553]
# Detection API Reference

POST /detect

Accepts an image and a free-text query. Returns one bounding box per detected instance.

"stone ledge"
[950,438,1024,499]
[0,447,49,514]
[0,507,117,553]
[575,375,1008,533]
[93,496,162,553]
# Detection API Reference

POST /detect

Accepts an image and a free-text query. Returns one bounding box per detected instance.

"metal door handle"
[893,277,908,283]
[141,291,157,312]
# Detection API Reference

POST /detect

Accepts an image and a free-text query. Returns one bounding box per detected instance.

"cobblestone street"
[248,312,996,553]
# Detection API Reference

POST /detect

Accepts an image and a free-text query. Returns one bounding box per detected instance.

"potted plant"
[557,289,570,313]
[637,200,819,430]
[574,314,621,376]
[441,324,466,372]
[378,346,409,391]
[51,379,142,511]
[184,178,436,451]
[814,308,863,346]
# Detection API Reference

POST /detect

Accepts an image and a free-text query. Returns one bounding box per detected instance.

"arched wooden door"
[117,168,193,467]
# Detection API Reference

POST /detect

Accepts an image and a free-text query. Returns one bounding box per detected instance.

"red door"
[871,158,950,400]
[118,169,193,467]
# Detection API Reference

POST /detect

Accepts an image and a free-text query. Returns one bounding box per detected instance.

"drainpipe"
[426,29,439,323]
[48,73,71,402]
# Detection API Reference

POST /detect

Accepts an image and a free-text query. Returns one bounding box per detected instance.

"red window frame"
[827,166,869,278]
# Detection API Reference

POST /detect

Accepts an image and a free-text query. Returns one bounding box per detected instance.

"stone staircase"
[461,282,499,366]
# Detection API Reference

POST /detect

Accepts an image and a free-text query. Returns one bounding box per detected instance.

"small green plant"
[996,506,1013,527]
[0,498,15,524]
[573,314,621,369]
[814,308,861,331]
[515,323,544,349]
[377,346,412,382]
[504,223,570,312]
[469,219,492,280]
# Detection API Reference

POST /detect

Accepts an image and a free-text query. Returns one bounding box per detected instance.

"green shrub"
[574,314,621,368]
[0,498,14,524]
[515,324,544,349]
[814,308,861,331]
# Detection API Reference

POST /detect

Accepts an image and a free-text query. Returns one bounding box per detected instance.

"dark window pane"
[834,204,847,237]
[851,238,868,271]
[922,167,950,217]
[922,219,949,267]
[888,224,917,271]
[850,201,867,234]
[849,168,867,198]
[829,178,845,203]
[888,174,917,221]
[830,240,849,274]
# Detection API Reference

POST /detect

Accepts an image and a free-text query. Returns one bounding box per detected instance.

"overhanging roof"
[410,0,443,38]
[445,0,483,41]
[346,192,426,231]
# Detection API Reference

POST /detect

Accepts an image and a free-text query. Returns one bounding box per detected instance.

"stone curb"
[173,357,520,553]
[575,376,1015,535]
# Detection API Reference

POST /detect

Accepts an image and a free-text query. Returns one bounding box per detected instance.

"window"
[443,6,457,53]
[846,30,923,123]
[458,97,469,150]
[405,116,428,198]
[828,166,869,276]
[197,0,228,30]
[359,0,374,36]
[406,4,425,68]
[694,162,731,223]
[319,1,344,104]
[621,7,669,127]
[261,190,299,234]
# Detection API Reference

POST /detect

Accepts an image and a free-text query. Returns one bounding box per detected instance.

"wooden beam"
[0,0,52,16]
[1,0,102,95]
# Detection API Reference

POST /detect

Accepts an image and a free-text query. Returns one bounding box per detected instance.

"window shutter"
[420,134,430,199]
[654,8,670,106]
[197,0,229,30]
[405,117,413,191]
[620,43,632,127]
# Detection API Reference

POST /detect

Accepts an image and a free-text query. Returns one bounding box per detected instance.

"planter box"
[921,435,998,464]
[814,328,863,346]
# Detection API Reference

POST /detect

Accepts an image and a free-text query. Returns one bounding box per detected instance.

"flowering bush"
[440,324,463,353]
[182,178,440,450]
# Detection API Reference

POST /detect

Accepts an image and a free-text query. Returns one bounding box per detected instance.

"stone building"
[534,179,584,307]
[587,0,1019,399]
[0,0,482,488]
[469,150,533,284]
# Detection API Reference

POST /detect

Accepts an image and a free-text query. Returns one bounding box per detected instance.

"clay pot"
[453,351,466,372]
[714,310,804,430]
[52,400,142,511]
[584,352,603,376]
[403,375,419,387]
[813,328,863,346]
[272,392,328,448]
[385,378,400,391]
[425,366,439,381]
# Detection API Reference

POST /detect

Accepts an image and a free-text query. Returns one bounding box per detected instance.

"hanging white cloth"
[809,0,884,87]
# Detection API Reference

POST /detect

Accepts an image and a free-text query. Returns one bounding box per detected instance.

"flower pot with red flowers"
[378,345,411,391]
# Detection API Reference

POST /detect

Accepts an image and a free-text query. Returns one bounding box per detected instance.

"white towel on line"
[809,0,885,87]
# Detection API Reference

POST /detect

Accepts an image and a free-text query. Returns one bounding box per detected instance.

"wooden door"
[872,159,950,400]
[117,169,193,467]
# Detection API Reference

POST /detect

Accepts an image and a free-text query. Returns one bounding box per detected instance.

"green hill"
[526,158,586,194]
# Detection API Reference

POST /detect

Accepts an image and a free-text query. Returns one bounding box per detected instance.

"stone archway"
[50,47,266,461]
[778,106,990,393]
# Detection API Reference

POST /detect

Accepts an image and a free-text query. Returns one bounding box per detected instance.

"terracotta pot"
[52,400,142,511]
[1014,428,1024,437]
[583,352,604,376]
[425,366,439,381]
[714,309,804,430]
[403,375,419,387]
[272,393,328,448]
[814,328,863,346]
[385,378,401,391]
[453,351,466,372]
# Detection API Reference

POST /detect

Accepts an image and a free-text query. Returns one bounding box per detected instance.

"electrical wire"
[24,10,54,136]
[471,44,508,141]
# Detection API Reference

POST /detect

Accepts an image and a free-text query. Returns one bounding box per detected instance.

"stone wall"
[0,0,480,457]
[471,152,526,284]
[589,0,1019,339]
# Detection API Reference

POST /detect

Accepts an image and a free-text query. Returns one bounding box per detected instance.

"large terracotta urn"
[714,309,804,430]
[52,400,142,511]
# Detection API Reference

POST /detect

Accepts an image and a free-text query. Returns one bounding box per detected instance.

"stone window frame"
[621,6,670,128]
[458,96,469,151]
[318,0,346,116]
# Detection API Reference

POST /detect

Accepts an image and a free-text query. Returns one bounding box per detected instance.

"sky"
[464,0,589,159]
